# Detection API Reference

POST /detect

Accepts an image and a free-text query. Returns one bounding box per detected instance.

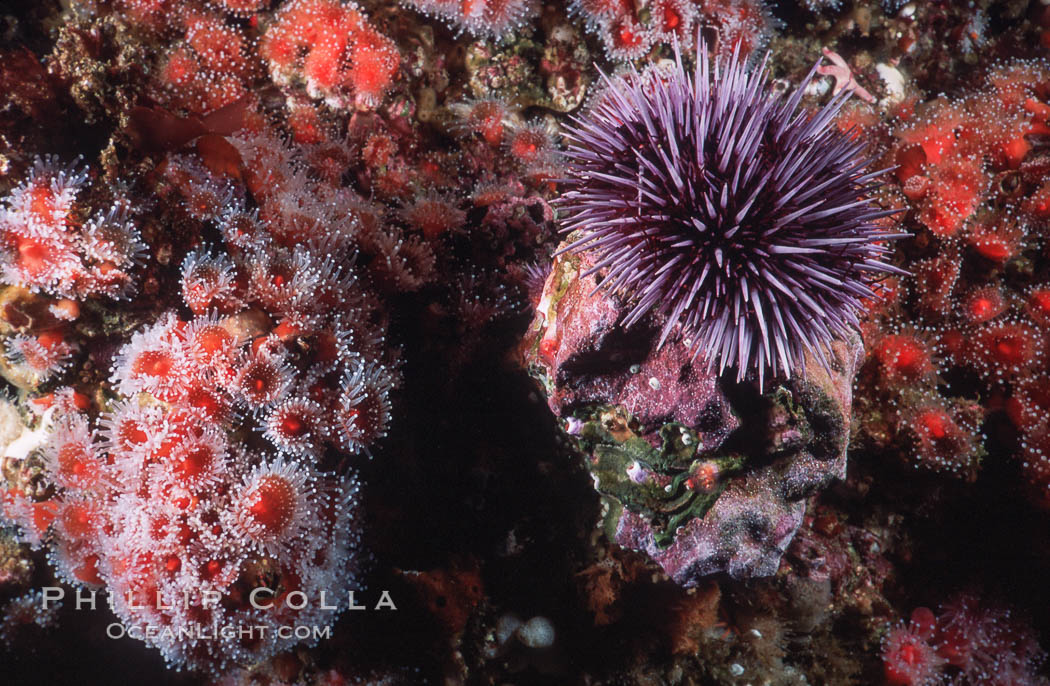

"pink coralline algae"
[523,248,863,583]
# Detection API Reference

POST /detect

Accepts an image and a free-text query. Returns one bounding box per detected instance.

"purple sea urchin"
[557,45,905,386]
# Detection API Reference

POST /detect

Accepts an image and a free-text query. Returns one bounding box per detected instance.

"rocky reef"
[0,1,1049,685]
[524,248,864,583]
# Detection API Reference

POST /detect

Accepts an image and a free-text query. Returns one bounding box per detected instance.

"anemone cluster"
[3,0,1048,682]
[0,0,554,671]
[401,0,538,41]
[0,158,144,302]
[260,0,400,111]
[139,0,400,116]
[855,60,1050,486]
[882,595,1046,686]
[0,108,414,671]
[569,0,776,61]
[400,0,776,63]
[0,140,397,669]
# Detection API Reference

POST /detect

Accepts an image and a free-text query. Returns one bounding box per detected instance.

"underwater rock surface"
[524,247,862,583]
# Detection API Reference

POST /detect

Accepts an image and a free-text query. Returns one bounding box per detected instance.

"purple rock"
[522,249,864,585]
